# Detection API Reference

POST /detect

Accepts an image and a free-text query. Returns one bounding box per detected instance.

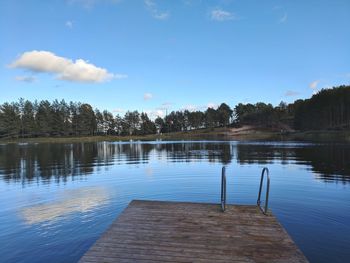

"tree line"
[0,99,234,138]
[0,85,349,138]
[293,85,350,130]
[230,85,350,131]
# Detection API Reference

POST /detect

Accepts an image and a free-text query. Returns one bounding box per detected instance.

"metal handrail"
[257,167,270,215]
[221,166,226,212]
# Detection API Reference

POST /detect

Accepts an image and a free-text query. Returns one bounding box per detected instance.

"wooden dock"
[79,200,309,263]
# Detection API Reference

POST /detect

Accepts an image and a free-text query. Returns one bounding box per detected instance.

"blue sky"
[1,0,349,118]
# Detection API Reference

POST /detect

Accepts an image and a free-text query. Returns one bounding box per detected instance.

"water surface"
[0,141,349,263]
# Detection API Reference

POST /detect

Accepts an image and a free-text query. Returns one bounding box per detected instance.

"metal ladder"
[257,167,270,215]
[221,166,227,212]
[220,166,270,215]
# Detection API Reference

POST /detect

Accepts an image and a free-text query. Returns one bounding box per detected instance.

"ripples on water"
[0,141,350,263]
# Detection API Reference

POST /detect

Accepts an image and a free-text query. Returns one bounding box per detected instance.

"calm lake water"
[0,141,349,263]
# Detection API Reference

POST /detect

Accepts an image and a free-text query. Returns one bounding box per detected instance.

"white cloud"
[153,12,169,20]
[309,80,319,89]
[284,90,299,97]
[69,0,96,8]
[144,0,155,8]
[211,8,236,21]
[154,109,165,117]
[207,102,217,109]
[9,50,125,83]
[183,0,202,6]
[279,13,288,23]
[59,59,115,82]
[68,0,121,9]
[10,51,70,72]
[113,73,128,79]
[182,104,198,112]
[144,0,170,20]
[113,108,125,114]
[65,21,73,28]
[15,75,36,83]
[146,109,165,119]
[157,102,172,110]
[273,6,288,23]
[143,108,166,119]
[150,103,173,116]
[144,93,153,100]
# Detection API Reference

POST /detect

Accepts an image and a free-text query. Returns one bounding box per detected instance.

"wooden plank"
[79,200,309,263]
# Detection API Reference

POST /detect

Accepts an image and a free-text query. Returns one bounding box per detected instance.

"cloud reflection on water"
[21,187,110,225]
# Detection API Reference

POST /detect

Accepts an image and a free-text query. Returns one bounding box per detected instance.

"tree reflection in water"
[0,141,349,184]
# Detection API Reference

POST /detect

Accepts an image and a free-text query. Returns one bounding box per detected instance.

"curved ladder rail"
[257,167,270,215]
[221,166,226,212]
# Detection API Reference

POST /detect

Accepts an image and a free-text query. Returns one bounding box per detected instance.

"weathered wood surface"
[79,200,309,263]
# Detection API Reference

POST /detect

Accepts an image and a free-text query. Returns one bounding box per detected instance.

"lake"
[0,140,349,263]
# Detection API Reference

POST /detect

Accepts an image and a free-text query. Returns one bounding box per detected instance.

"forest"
[0,85,349,139]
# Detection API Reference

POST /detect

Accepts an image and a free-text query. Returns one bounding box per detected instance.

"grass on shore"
[0,127,277,144]
[1,127,350,144]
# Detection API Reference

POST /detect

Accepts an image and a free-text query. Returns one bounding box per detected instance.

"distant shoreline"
[1,127,350,144]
